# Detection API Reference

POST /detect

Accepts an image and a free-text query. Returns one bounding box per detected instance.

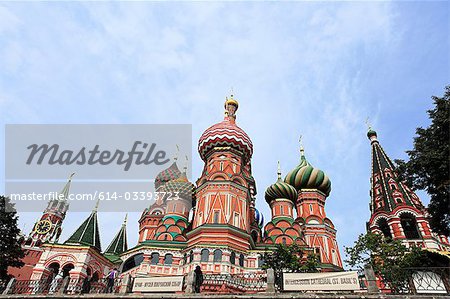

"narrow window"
[164,254,173,265]
[213,211,220,224]
[213,250,222,263]
[234,213,240,227]
[201,249,209,262]
[230,252,236,265]
[151,252,160,265]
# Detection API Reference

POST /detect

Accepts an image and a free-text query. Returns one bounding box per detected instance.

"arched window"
[151,252,160,265]
[239,254,244,267]
[282,237,287,245]
[251,231,258,243]
[400,214,421,239]
[189,250,194,263]
[62,263,74,278]
[183,253,187,265]
[230,252,236,265]
[377,218,392,240]
[122,253,144,273]
[213,250,222,263]
[47,262,60,277]
[201,249,209,262]
[164,254,173,265]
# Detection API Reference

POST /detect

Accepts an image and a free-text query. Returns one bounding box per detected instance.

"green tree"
[0,196,24,287]
[345,232,449,293]
[345,233,409,292]
[261,243,319,290]
[394,86,450,236]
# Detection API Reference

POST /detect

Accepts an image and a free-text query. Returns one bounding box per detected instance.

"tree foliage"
[261,243,319,290]
[394,86,450,236]
[262,243,319,274]
[345,232,449,293]
[0,196,24,286]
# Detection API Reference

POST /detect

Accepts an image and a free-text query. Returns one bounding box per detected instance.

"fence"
[201,272,267,293]
[2,276,125,295]
[359,267,450,295]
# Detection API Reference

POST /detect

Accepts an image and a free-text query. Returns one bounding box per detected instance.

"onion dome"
[155,161,182,190]
[198,94,253,163]
[367,128,377,139]
[265,163,298,204]
[255,208,264,228]
[284,149,331,196]
[163,173,195,201]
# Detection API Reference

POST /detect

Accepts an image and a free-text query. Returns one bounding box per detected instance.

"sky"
[0,1,448,268]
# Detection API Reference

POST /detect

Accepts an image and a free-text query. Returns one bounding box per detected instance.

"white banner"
[132,276,184,292]
[283,271,360,291]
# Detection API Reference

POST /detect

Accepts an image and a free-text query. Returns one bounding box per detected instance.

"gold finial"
[123,214,128,225]
[184,155,188,172]
[365,117,372,130]
[68,172,75,181]
[277,161,281,180]
[299,135,305,156]
[224,90,239,121]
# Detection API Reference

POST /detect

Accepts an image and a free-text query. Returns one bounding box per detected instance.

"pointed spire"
[174,144,179,162]
[60,172,75,200]
[104,214,128,256]
[93,197,100,212]
[64,200,101,251]
[368,130,424,213]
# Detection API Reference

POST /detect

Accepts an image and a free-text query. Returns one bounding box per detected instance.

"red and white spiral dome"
[198,96,253,163]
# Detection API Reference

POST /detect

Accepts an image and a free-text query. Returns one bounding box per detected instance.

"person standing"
[106,268,118,293]
[193,266,203,293]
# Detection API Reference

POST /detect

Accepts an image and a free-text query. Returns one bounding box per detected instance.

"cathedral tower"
[366,128,449,250]
[187,94,258,272]
[284,144,343,270]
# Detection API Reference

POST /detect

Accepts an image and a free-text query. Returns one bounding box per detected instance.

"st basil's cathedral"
[8,94,448,288]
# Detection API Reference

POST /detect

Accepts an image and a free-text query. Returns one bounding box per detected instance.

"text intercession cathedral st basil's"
[12,94,447,287]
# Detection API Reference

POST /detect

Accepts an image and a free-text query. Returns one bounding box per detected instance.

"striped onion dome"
[255,208,264,228]
[155,162,181,190]
[198,96,253,163]
[163,173,196,202]
[265,177,298,204]
[284,154,331,196]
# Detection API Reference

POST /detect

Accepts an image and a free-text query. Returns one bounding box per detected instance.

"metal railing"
[201,272,267,293]
[358,267,450,294]
[3,276,124,295]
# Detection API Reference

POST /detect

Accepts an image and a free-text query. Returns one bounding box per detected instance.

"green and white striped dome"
[284,155,331,196]
[265,165,298,204]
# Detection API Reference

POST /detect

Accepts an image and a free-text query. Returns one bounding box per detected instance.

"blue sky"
[0,2,448,267]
